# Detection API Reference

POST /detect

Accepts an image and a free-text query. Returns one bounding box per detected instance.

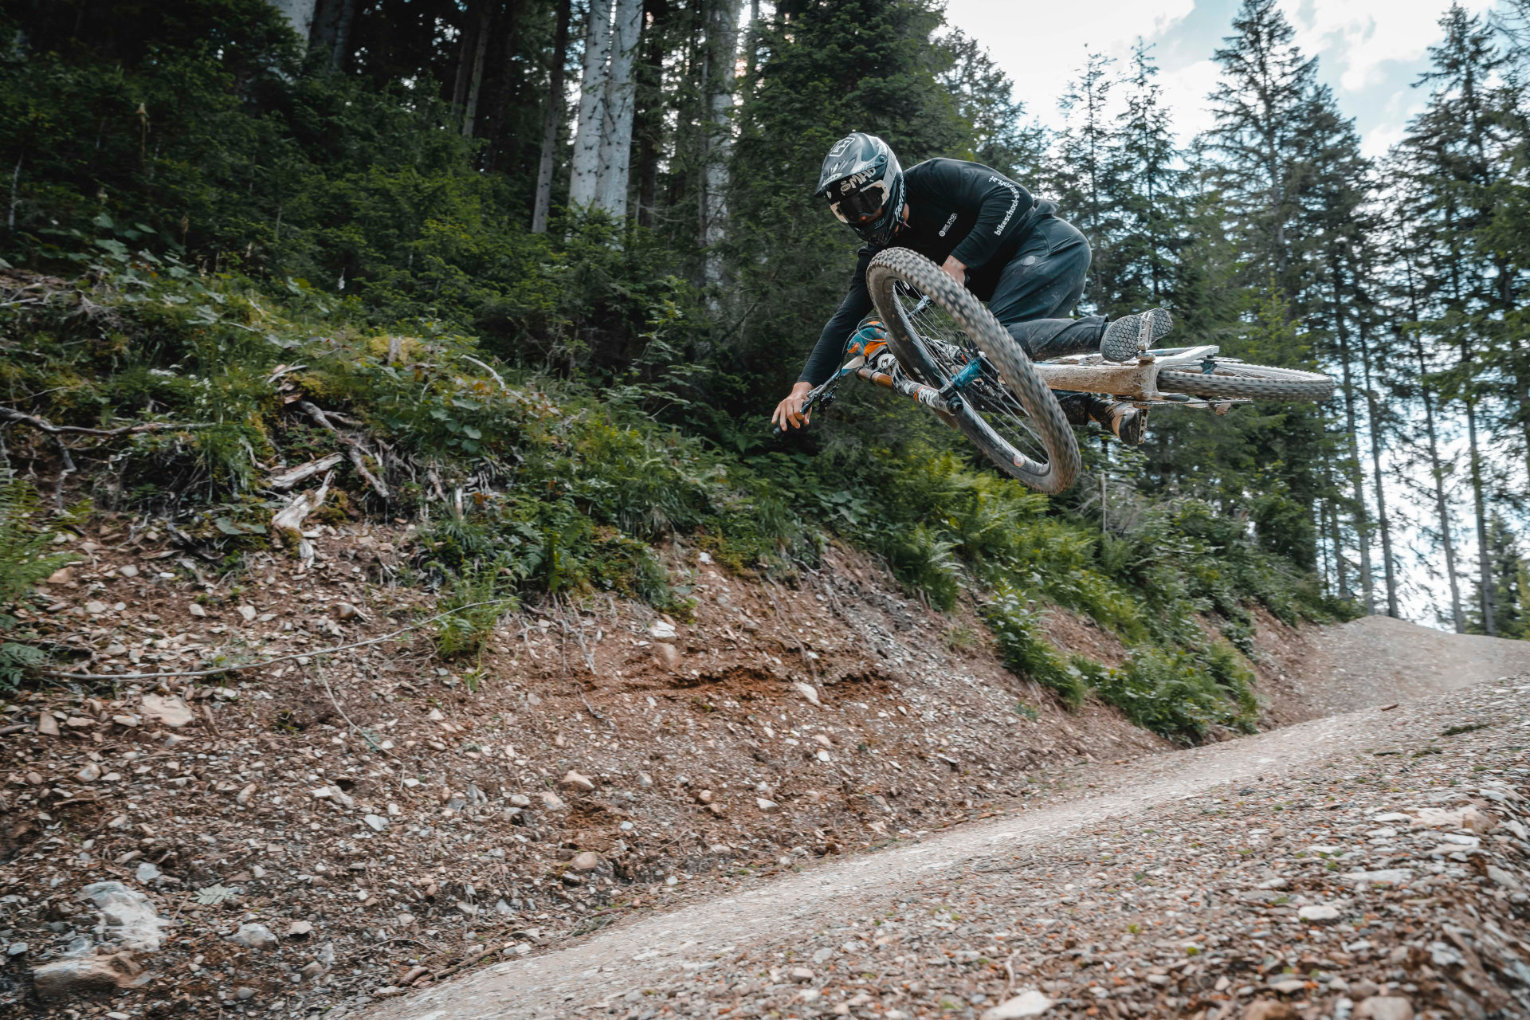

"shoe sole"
[1101,308,1173,363]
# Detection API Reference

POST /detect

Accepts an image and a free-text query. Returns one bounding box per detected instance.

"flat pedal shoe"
[1100,308,1172,363]
[1108,405,1148,446]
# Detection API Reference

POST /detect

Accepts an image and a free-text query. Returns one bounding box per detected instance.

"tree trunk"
[462,1,495,138]
[569,0,613,209]
[532,0,573,234]
[1463,340,1497,635]
[700,0,740,287]
[270,0,317,44]
[1355,312,1398,617]
[594,0,642,218]
[1326,453,1350,601]
[1410,323,1466,632]
[632,0,669,229]
[1329,254,1375,613]
[310,0,355,68]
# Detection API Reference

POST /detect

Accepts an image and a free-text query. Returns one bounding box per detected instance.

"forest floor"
[2,520,1529,1019]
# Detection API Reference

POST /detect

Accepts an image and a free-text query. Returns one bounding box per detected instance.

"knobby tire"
[865,249,1080,495]
[1157,362,1335,402]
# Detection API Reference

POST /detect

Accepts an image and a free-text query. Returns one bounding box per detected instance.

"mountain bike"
[786,248,1335,495]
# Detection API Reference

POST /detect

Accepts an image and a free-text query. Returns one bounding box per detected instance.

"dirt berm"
[3,524,1529,1019]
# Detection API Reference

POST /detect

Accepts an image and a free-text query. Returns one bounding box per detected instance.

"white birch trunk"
[569,0,614,210]
[593,0,642,218]
[701,0,741,286]
[270,0,318,44]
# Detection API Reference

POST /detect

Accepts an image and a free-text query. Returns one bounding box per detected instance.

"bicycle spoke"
[896,289,1053,465]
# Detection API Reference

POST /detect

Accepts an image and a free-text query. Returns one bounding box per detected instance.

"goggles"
[825,177,889,226]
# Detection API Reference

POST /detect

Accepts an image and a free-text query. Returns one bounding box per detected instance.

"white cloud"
[1277,0,1496,92]
[1157,59,1224,146]
[943,0,1197,122]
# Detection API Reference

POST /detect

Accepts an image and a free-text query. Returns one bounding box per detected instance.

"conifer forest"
[2,0,1530,688]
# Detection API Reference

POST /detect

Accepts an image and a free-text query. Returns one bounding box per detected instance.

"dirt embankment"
[2,523,1156,1017]
[3,519,1526,1019]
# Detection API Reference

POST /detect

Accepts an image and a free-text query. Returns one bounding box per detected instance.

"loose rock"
[228,923,278,950]
[561,770,596,792]
[1355,997,1414,1020]
[982,989,1055,1018]
[31,953,142,1002]
[139,695,194,729]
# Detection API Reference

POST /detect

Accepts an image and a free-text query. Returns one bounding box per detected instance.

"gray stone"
[1297,905,1342,925]
[363,814,388,832]
[228,923,278,950]
[78,881,167,952]
[1343,868,1412,887]
[981,989,1055,1018]
[569,851,600,871]
[234,986,256,1001]
[134,863,161,884]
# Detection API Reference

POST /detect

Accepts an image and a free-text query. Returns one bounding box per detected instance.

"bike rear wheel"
[865,249,1080,495]
[1157,361,1334,402]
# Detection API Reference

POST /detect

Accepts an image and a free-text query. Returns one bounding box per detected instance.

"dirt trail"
[365,619,1530,1020]
[1298,615,1530,713]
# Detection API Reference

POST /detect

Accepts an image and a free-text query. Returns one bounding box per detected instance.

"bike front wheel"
[865,248,1081,495]
[1157,361,1335,402]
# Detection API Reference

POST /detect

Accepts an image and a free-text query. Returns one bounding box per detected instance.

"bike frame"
[801,343,1246,424]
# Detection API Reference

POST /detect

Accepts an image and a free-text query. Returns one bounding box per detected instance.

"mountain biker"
[771,132,1172,444]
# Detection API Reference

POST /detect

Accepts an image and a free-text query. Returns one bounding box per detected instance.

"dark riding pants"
[986,214,1110,426]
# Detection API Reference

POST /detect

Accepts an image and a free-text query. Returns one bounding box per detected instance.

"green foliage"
[1079,642,1259,744]
[0,1,1361,739]
[0,477,75,688]
[982,585,1086,708]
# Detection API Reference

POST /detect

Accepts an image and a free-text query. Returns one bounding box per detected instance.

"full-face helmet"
[817,132,905,246]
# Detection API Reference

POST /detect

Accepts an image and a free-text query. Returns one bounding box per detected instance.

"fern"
[0,477,72,605]
[0,475,75,688]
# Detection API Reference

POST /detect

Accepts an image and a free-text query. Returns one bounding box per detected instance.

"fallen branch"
[347,445,390,499]
[266,453,345,491]
[459,354,508,393]
[272,471,333,568]
[0,406,216,437]
[39,599,516,682]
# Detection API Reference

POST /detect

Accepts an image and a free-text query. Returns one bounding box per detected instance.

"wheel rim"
[891,284,1056,468]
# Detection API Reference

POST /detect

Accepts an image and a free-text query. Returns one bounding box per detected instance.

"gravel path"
[364,673,1530,1020]
[1296,616,1530,716]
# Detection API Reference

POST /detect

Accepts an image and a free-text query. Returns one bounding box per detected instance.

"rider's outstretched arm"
[799,249,875,388]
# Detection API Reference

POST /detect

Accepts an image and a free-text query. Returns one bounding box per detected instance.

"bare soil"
[3,520,1526,1019]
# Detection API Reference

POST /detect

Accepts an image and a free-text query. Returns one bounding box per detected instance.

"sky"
[941,0,1503,157]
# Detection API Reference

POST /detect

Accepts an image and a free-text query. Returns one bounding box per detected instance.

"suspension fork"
[855,362,948,410]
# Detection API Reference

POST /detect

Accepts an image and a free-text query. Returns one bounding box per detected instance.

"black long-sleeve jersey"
[799,158,1044,387]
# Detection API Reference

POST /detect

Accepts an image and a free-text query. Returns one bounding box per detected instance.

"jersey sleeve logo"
[987,175,1022,235]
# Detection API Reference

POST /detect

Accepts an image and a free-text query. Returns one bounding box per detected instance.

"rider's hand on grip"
[771,382,814,435]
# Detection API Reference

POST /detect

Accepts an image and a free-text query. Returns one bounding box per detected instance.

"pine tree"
[1111,39,1185,311]
[1052,49,1120,309]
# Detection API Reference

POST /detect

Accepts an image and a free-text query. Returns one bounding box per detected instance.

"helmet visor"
[826,178,890,227]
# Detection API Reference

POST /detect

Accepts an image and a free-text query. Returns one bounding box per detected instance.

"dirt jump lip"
[362,668,1530,1020]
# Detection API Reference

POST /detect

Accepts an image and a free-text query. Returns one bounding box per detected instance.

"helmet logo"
[828,137,853,157]
[840,169,875,192]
